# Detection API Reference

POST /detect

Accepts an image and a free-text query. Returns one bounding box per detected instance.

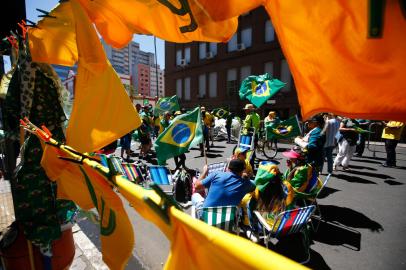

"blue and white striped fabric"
[207,162,228,174]
[148,166,171,185]
[239,135,253,151]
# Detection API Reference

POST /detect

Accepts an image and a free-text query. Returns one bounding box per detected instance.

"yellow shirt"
[203,112,214,127]
[382,121,404,140]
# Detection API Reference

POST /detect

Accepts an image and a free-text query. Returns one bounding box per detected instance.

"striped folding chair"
[201,206,240,234]
[237,127,256,151]
[107,156,144,183]
[207,161,228,174]
[148,165,173,195]
[254,205,316,264]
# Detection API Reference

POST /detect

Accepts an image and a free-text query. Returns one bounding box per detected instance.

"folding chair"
[148,165,174,195]
[237,127,255,151]
[107,156,144,184]
[200,206,240,234]
[253,205,316,264]
[207,161,228,174]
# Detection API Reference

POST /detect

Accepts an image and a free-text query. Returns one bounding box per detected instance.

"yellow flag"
[265,0,406,121]
[28,1,78,66]
[66,0,141,152]
[76,0,239,48]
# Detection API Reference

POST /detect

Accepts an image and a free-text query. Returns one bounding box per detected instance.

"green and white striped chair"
[201,206,240,234]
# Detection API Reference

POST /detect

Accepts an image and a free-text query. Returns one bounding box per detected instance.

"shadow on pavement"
[348,164,377,171]
[318,205,383,232]
[268,234,309,264]
[207,149,224,153]
[334,173,377,184]
[210,145,226,149]
[351,159,382,164]
[305,249,332,270]
[311,217,361,251]
[345,170,394,179]
[384,180,404,185]
[317,187,340,199]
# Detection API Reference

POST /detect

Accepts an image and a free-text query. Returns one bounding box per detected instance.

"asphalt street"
[77,139,406,270]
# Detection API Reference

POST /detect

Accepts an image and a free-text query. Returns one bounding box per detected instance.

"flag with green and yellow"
[266,115,301,140]
[154,107,203,164]
[154,95,180,116]
[212,108,229,119]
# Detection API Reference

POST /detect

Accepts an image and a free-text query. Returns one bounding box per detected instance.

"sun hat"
[282,147,305,159]
[243,104,255,110]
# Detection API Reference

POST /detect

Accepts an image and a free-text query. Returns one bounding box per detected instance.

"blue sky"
[4,0,165,71]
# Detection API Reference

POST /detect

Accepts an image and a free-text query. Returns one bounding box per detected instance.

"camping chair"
[237,127,255,151]
[253,205,316,264]
[191,205,240,234]
[207,161,228,174]
[148,165,174,195]
[107,156,144,183]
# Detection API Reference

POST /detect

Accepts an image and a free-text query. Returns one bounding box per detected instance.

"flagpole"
[203,140,207,165]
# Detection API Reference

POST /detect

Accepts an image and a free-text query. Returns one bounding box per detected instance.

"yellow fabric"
[28,1,78,66]
[382,121,404,140]
[66,0,141,153]
[41,146,134,270]
[165,207,306,270]
[76,0,239,48]
[203,112,214,127]
[265,0,406,121]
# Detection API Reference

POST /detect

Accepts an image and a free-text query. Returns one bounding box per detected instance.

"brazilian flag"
[211,108,229,119]
[153,95,180,116]
[254,161,281,193]
[266,115,301,140]
[154,107,203,164]
[239,73,285,108]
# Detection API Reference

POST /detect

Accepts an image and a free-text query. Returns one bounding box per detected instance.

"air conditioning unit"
[179,59,187,67]
[237,43,246,51]
[206,51,214,59]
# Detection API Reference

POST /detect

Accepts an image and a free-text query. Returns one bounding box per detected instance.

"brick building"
[165,7,300,119]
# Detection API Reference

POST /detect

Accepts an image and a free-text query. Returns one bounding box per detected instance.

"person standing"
[321,113,341,174]
[355,119,371,157]
[243,104,260,134]
[225,112,234,144]
[381,121,404,167]
[200,107,211,156]
[333,118,358,170]
[264,111,280,149]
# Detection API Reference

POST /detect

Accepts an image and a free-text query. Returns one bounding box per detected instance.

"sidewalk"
[0,179,106,270]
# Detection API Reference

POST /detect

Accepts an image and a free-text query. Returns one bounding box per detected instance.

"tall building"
[150,65,165,97]
[164,7,299,119]
[102,40,164,97]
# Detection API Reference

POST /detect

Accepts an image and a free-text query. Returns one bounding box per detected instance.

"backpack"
[173,169,193,203]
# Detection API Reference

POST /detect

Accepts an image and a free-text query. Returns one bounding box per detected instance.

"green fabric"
[239,73,285,108]
[254,163,280,193]
[153,95,180,116]
[243,112,260,132]
[266,115,301,140]
[154,107,203,164]
[5,40,76,249]
[212,108,229,119]
[160,118,170,130]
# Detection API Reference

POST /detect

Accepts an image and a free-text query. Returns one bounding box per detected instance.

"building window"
[199,43,206,60]
[185,47,191,64]
[176,78,182,98]
[240,66,251,82]
[198,74,206,98]
[176,49,182,66]
[280,59,292,92]
[241,27,252,48]
[227,34,238,52]
[209,43,217,56]
[265,20,275,43]
[209,72,217,98]
[226,68,237,97]
[184,77,191,100]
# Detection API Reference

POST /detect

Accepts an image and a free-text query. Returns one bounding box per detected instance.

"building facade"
[149,65,165,97]
[164,7,299,119]
[102,40,165,98]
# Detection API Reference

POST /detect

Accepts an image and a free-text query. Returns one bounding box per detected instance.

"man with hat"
[192,159,256,219]
[243,104,260,134]
[294,114,325,172]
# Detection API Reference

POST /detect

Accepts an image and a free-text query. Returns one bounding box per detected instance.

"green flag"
[211,108,229,119]
[239,73,285,108]
[254,162,281,193]
[154,95,180,116]
[266,115,302,140]
[154,107,203,164]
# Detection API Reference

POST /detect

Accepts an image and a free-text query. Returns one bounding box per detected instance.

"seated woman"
[231,147,253,179]
[282,147,322,206]
[240,162,286,242]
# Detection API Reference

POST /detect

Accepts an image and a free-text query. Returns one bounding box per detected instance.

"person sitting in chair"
[192,159,255,219]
